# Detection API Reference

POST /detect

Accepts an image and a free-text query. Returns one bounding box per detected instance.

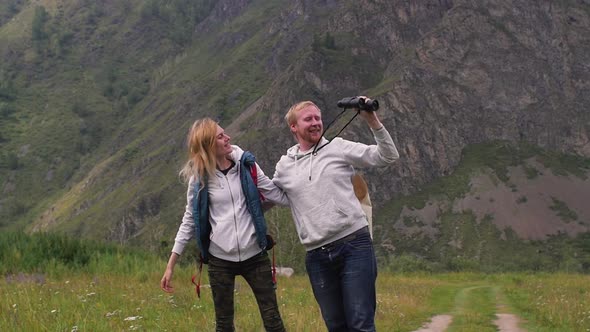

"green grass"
[502,273,590,331]
[2,233,590,331]
[0,231,437,331]
[447,285,497,331]
[3,269,589,331]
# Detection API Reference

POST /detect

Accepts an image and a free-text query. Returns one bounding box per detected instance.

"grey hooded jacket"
[272,126,399,251]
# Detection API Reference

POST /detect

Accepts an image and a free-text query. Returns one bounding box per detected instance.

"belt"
[312,226,369,252]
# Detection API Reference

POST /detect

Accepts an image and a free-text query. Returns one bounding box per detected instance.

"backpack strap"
[191,258,203,299]
[249,163,265,201]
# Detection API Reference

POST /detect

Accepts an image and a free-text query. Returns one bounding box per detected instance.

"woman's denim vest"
[193,151,268,263]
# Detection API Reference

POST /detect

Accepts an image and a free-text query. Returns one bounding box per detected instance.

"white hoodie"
[172,146,288,262]
[272,126,399,251]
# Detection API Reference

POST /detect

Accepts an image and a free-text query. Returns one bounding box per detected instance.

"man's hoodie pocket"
[299,199,352,244]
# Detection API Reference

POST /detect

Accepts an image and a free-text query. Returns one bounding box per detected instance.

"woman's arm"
[171,177,197,254]
[161,252,179,292]
[255,163,290,206]
[161,177,197,292]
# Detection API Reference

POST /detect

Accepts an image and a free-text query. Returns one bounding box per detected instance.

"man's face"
[290,105,323,148]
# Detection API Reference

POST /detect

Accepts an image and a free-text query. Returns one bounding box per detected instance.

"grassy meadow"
[1,232,590,331]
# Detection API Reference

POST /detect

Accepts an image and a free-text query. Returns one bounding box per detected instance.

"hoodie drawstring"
[288,144,320,181]
[308,152,314,181]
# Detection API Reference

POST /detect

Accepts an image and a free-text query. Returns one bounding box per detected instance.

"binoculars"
[337,96,379,112]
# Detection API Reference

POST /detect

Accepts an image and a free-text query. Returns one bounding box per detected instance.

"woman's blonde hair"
[179,118,218,183]
[352,173,373,238]
[352,173,369,201]
[284,101,320,126]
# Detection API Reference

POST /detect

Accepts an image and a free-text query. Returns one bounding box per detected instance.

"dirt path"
[411,314,453,332]
[411,286,527,332]
[494,313,527,332]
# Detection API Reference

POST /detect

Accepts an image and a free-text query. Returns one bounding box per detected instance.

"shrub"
[0,232,158,275]
[31,6,49,41]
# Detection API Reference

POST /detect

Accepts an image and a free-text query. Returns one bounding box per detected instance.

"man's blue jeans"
[305,227,377,332]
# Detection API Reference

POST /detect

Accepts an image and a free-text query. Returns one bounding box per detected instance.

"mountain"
[1,0,589,270]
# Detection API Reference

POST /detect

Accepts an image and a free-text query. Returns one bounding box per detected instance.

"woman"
[160,118,287,332]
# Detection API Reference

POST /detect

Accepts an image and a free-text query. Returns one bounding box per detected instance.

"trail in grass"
[412,285,526,332]
[494,313,526,332]
[412,314,453,332]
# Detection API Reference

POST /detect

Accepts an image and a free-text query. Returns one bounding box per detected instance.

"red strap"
[250,164,258,186]
[191,260,203,299]
[272,246,277,286]
[249,164,265,201]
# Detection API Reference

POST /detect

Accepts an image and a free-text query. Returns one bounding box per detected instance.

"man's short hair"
[285,101,320,126]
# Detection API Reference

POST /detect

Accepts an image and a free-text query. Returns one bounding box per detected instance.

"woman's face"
[215,125,232,158]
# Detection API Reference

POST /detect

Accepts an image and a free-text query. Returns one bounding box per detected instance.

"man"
[272,99,399,331]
